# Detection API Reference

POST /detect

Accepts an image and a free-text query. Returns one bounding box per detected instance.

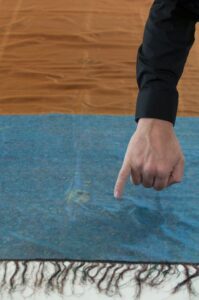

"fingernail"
[114,190,120,198]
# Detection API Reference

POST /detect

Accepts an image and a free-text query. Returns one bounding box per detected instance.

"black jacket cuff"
[135,85,178,127]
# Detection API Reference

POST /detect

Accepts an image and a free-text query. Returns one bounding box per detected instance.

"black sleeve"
[135,0,198,127]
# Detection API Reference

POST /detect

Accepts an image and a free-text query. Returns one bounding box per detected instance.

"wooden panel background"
[0,0,198,116]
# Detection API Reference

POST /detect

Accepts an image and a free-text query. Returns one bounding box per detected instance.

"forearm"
[135,0,197,127]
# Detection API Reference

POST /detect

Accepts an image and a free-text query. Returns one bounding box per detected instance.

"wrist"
[137,118,173,128]
[137,118,174,135]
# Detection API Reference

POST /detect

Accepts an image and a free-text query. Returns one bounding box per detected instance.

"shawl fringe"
[0,261,198,298]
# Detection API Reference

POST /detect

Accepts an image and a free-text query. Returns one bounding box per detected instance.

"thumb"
[114,161,131,199]
[167,158,184,186]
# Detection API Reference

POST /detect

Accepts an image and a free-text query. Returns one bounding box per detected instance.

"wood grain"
[0,0,198,116]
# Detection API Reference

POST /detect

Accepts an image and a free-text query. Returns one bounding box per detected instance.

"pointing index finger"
[114,162,131,199]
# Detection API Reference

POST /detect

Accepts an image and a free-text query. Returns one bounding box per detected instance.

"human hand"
[114,118,185,199]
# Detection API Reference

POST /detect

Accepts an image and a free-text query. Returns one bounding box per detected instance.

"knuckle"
[131,175,140,185]
[134,162,142,171]
[143,164,156,176]
[143,169,156,178]
[156,167,168,178]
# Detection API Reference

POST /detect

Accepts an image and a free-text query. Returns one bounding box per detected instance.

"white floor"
[2,281,198,300]
[10,283,199,300]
